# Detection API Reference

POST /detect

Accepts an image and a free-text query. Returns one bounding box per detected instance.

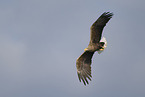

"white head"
[97,37,107,54]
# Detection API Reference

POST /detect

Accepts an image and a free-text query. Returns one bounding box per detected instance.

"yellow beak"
[99,47,105,51]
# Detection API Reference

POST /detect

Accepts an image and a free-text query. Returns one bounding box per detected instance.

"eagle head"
[97,37,107,54]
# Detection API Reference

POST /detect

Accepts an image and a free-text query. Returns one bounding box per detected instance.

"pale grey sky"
[0,0,145,97]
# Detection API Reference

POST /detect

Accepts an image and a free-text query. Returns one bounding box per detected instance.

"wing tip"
[103,12,114,18]
[77,71,92,86]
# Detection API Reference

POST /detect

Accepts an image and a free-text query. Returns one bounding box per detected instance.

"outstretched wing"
[90,12,113,44]
[76,51,94,85]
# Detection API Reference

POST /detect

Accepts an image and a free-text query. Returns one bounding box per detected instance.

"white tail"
[97,37,107,54]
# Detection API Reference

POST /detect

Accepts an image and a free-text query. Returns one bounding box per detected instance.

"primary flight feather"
[76,12,113,85]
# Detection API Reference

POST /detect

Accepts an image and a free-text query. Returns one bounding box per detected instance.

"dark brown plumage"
[76,12,113,85]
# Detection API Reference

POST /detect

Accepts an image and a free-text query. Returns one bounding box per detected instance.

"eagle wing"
[90,12,113,44]
[76,51,94,85]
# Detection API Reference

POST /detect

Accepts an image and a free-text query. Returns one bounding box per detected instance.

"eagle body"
[85,42,105,52]
[76,12,113,85]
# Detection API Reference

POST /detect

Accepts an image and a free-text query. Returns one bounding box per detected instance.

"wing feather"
[76,51,94,85]
[90,12,113,44]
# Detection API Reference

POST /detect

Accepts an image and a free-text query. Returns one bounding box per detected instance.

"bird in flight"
[76,12,113,85]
